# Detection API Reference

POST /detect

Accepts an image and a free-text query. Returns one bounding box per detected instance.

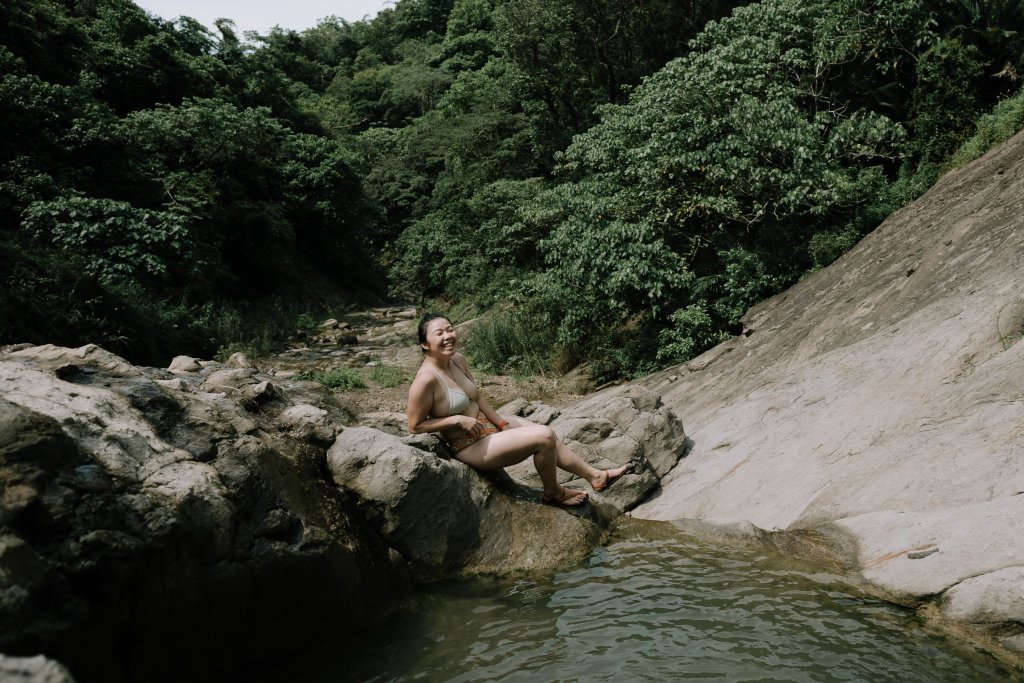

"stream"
[286,518,1019,682]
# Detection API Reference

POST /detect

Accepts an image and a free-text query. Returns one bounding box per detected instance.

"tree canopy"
[2,0,1022,375]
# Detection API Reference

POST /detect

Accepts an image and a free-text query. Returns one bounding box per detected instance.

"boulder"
[167,355,200,373]
[0,345,407,683]
[503,385,688,511]
[328,427,618,582]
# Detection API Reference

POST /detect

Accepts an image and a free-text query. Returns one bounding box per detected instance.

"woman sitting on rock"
[406,313,628,507]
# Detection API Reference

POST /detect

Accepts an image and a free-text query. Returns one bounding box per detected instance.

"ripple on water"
[289,520,1021,683]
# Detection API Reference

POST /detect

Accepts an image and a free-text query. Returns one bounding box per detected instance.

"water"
[292,519,1020,682]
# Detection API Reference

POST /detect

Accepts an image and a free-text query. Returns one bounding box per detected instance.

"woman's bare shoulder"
[409,365,435,390]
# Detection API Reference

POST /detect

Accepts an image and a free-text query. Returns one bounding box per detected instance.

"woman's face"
[421,317,457,356]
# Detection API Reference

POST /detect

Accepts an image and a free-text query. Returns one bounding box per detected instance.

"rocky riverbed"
[5,132,1024,680]
[0,313,688,681]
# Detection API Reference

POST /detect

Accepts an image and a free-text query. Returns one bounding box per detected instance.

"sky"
[133,1,391,35]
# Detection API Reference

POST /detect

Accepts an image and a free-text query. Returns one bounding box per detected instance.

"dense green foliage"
[3,0,1022,376]
[0,0,378,363]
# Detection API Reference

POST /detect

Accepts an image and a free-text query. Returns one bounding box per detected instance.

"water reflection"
[293,519,1019,682]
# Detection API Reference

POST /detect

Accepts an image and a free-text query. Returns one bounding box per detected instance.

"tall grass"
[463,310,556,376]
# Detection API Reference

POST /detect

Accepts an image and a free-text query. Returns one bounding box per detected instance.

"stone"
[941,566,1024,624]
[498,386,686,512]
[0,345,407,682]
[0,654,76,682]
[328,427,618,582]
[224,352,254,369]
[277,404,337,445]
[167,355,201,373]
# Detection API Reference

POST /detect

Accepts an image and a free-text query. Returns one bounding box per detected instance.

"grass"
[463,309,556,377]
[370,363,410,388]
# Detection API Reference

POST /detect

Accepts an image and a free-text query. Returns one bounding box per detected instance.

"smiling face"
[420,317,457,357]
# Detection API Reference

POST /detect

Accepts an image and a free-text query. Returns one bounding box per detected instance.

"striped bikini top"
[426,361,477,416]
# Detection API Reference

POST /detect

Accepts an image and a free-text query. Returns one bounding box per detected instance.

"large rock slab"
[0,345,407,682]
[328,427,619,582]
[631,130,1024,659]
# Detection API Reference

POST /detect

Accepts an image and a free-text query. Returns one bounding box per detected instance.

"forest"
[2,0,1023,377]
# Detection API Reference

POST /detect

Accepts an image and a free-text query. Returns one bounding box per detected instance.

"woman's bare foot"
[541,486,588,507]
[591,464,630,492]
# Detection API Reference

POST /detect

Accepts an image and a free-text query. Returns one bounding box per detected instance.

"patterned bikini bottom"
[447,413,500,452]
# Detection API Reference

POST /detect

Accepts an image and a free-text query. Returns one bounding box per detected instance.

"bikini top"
[425,361,477,416]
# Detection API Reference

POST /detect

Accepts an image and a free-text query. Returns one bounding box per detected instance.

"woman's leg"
[456,423,587,504]
[504,416,630,490]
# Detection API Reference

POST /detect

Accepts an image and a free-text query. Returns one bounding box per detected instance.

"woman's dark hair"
[417,312,452,351]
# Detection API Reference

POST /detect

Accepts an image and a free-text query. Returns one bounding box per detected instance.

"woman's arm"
[475,392,509,430]
[452,353,509,430]
[407,371,478,434]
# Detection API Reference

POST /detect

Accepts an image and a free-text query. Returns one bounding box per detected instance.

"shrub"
[463,309,556,376]
[370,363,409,388]
[948,88,1024,169]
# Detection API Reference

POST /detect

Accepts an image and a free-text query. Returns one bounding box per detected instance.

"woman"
[406,313,629,507]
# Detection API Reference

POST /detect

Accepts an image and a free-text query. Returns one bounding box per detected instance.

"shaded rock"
[0,654,76,682]
[328,427,618,582]
[277,404,337,445]
[0,345,408,683]
[358,411,407,436]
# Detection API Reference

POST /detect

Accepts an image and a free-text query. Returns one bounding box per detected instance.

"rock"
[500,398,531,416]
[358,411,408,436]
[320,318,339,329]
[167,355,201,373]
[0,345,407,682]
[277,404,337,445]
[522,402,560,425]
[503,386,686,511]
[224,352,254,369]
[328,427,618,582]
[630,130,1024,660]
[0,654,76,682]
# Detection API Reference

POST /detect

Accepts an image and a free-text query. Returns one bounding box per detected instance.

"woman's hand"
[456,415,481,436]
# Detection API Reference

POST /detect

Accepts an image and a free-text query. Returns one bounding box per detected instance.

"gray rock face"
[503,385,689,511]
[327,427,619,582]
[0,344,406,682]
[632,131,1024,661]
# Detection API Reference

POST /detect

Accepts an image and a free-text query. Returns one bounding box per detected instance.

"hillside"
[635,129,1024,661]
